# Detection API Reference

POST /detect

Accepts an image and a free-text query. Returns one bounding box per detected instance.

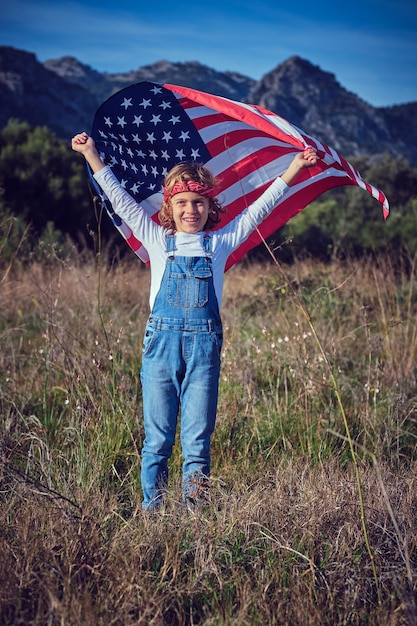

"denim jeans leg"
[180,329,221,499]
[140,328,182,509]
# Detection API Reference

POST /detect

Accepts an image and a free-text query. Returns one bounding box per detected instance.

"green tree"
[276,153,417,260]
[0,120,95,245]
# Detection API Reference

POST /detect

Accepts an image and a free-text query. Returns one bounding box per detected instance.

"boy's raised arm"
[71,132,106,174]
[280,147,317,186]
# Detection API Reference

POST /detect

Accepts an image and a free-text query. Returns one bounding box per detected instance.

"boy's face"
[170,192,210,233]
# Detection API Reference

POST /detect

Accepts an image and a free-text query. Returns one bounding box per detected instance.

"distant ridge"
[0,46,416,161]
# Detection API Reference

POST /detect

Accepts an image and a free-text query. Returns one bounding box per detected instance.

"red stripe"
[190,111,235,130]
[167,84,306,149]
[223,150,289,182]
[205,128,286,157]
[126,232,141,249]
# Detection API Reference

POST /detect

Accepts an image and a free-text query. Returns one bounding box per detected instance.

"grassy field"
[1,245,416,625]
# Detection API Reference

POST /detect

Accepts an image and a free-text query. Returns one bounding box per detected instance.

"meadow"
[1,242,416,625]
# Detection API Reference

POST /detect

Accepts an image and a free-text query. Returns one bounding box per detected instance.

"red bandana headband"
[163,180,218,202]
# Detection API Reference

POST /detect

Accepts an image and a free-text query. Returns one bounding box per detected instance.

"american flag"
[88,81,389,270]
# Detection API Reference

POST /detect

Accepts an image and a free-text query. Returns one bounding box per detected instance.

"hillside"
[0,46,416,161]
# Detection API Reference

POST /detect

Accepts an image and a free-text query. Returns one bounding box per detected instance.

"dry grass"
[1,249,416,625]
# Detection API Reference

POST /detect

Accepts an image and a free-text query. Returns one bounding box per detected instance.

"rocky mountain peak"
[43,56,103,84]
[0,46,415,161]
[247,55,398,156]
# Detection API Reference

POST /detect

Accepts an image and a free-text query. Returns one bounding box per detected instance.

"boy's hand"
[71,132,95,153]
[71,132,105,173]
[296,146,318,168]
[281,146,318,186]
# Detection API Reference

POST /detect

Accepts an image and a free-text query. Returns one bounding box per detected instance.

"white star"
[133,115,144,127]
[161,150,170,161]
[151,166,158,177]
[98,130,107,138]
[140,98,152,109]
[117,116,127,128]
[141,164,149,175]
[130,162,138,174]
[191,149,201,159]
[150,114,162,126]
[162,131,172,143]
[110,156,118,166]
[104,117,113,127]
[179,131,190,142]
[132,134,141,144]
[148,183,157,191]
[146,132,156,144]
[109,132,117,139]
[169,115,181,125]
[127,148,134,157]
[162,167,168,177]
[159,100,171,110]
[136,149,146,158]
[121,98,133,109]
[149,150,158,160]
[130,182,141,194]
[121,160,128,170]
[175,149,186,160]
[120,134,128,143]
[121,179,128,188]
[151,86,162,95]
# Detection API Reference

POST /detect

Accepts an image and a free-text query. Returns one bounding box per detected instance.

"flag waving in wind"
[88,81,389,270]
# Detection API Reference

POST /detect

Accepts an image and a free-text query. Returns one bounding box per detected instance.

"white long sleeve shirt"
[94,166,289,311]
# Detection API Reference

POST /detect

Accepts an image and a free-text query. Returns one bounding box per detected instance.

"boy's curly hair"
[159,162,225,231]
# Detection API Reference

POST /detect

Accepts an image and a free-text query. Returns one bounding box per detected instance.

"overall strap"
[165,233,177,258]
[202,233,213,258]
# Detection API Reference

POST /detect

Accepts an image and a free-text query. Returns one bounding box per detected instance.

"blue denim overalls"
[140,233,223,509]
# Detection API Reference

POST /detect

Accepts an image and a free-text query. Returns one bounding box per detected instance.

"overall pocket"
[167,267,211,308]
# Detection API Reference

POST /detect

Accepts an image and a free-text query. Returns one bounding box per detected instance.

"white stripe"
[202,135,296,175]
[211,154,295,207]
[262,114,306,143]
[180,103,220,121]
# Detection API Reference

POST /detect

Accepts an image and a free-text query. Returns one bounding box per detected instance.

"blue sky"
[1,0,416,107]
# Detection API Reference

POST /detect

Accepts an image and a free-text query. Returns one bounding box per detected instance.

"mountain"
[0,47,98,139]
[43,56,255,105]
[247,56,412,159]
[1,46,416,162]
